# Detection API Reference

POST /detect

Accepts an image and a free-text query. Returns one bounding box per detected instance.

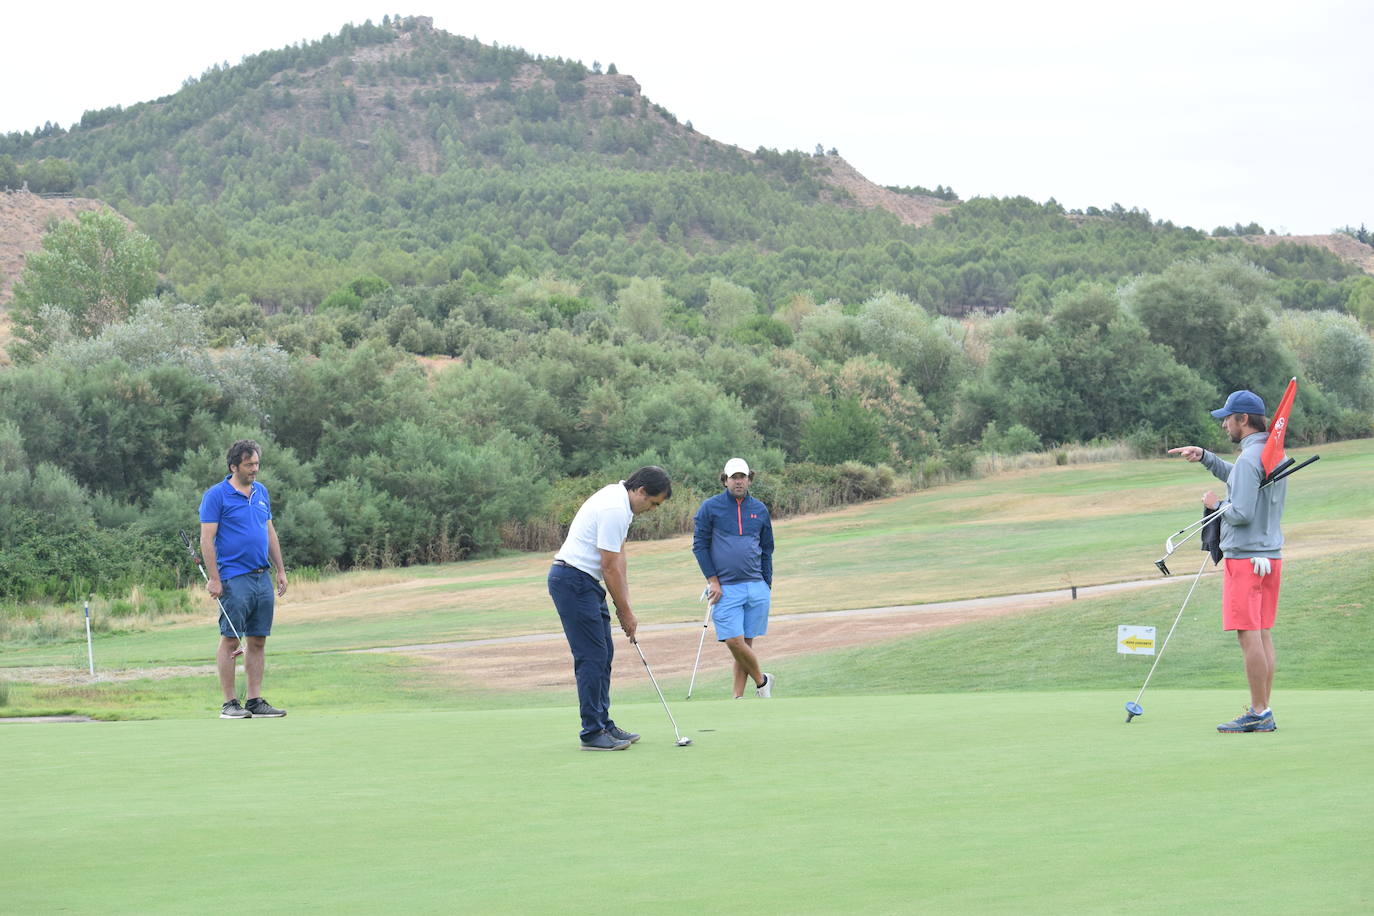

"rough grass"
[2,438,1369,719]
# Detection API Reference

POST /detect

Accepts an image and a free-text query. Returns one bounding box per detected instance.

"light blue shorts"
[713,580,771,641]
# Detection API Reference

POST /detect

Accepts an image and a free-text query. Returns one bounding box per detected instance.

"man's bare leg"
[1237,629,1274,711]
[217,636,241,701]
[244,635,268,699]
[726,635,762,697]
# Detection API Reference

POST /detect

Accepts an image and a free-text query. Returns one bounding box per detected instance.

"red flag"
[1260,377,1297,477]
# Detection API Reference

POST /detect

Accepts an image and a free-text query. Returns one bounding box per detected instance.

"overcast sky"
[3,1,1370,236]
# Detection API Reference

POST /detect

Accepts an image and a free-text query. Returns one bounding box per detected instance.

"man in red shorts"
[1168,389,1287,733]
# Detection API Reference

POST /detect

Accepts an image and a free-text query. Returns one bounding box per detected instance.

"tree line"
[3,211,1371,602]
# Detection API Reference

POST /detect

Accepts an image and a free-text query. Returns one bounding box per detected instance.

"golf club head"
[1155,558,1171,577]
[676,737,692,746]
[1125,701,1143,723]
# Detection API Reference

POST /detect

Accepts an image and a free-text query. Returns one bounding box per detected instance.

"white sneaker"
[755,673,773,698]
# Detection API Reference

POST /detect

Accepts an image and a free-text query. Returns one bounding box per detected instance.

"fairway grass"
[3,691,1370,914]
[4,442,1371,912]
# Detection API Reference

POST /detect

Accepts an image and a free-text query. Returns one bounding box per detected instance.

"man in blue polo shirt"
[199,439,289,719]
[693,458,775,699]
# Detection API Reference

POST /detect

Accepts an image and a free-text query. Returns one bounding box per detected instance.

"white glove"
[1251,556,1272,577]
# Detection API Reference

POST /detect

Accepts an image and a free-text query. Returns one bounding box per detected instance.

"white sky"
[3,1,1370,236]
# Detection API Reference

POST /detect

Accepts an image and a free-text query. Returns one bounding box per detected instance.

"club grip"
[1261,454,1319,488]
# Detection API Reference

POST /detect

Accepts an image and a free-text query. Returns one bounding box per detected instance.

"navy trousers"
[549,563,618,740]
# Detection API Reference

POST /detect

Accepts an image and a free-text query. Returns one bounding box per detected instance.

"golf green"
[4,690,1369,913]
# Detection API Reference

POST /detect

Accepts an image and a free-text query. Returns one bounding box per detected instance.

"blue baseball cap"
[1210,389,1266,418]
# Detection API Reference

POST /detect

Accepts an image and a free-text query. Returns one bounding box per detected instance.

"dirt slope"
[0,189,115,306]
[1238,232,1374,276]
[0,190,120,364]
[814,155,955,228]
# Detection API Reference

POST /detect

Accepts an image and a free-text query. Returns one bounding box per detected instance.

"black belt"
[552,559,571,568]
[248,567,269,574]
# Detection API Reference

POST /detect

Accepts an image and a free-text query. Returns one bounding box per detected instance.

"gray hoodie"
[1200,431,1286,559]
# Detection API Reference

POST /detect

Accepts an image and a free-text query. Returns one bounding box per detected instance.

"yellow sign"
[1117,625,1157,655]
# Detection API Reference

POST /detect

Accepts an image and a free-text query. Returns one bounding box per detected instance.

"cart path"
[354,574,1189,691]
[0,574,1190,693]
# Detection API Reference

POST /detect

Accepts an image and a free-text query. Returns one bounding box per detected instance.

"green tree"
[615,276,670,341]
[1345,277,1374,330]
[855,291,967,416]
[801,396,886,464]
[703,277,757,337]
[1274,310,1374,411]
[796,304,863,365]
[0,154,20,189]
[10,210,159,361]
[981,284,1215,447]
[1120,255,1296,397]
[21,157,78,194]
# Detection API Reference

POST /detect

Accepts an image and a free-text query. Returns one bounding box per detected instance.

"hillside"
[2,15,1367,318]
[1,12,1371,599]
[0,189,113,305]
[813,154,955,228]
[1,17,945,308]
[1238,231,1374,276]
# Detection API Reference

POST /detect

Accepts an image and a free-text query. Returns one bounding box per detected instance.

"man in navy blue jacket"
[692,458,775,698]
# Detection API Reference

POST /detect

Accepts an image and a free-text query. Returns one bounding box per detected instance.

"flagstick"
[83,594,95,678]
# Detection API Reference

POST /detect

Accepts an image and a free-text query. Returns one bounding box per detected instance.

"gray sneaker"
[580,729,632,751]
[756,673,774,699]
[244,697,286,718]
[220,698,251,719]
[607,725,641,744]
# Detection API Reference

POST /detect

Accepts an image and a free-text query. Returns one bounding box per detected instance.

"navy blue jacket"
[692,491,773,586]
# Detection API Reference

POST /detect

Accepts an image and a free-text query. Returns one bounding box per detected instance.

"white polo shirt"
[554,482,633,581]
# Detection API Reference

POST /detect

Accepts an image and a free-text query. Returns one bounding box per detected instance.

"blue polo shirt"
[198,476,273,579]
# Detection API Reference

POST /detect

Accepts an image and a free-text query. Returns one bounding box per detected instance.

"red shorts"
[1222,558,1282,631]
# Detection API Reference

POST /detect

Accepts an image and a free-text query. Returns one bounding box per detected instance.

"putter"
[685,586,713,699]
[178,529,245,658]
[632,638,692,746]
[1155,455,1318,574]
[1126,552,1210,722]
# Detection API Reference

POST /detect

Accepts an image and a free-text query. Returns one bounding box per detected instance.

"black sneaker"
[607,725,641,744]
[245,697,286,718]
[580,729,631,751]
[220,699,251,719]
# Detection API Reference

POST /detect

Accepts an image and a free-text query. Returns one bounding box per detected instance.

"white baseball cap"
[722,458,751,476]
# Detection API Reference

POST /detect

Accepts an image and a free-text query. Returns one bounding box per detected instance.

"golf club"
[1126,552,1210,722]
[1155,454,1318,574]
[686,586,713,699]
[178,529,245,658]
[631,637,692,746]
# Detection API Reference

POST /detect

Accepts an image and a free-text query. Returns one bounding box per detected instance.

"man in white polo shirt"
[549,466,672,750]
